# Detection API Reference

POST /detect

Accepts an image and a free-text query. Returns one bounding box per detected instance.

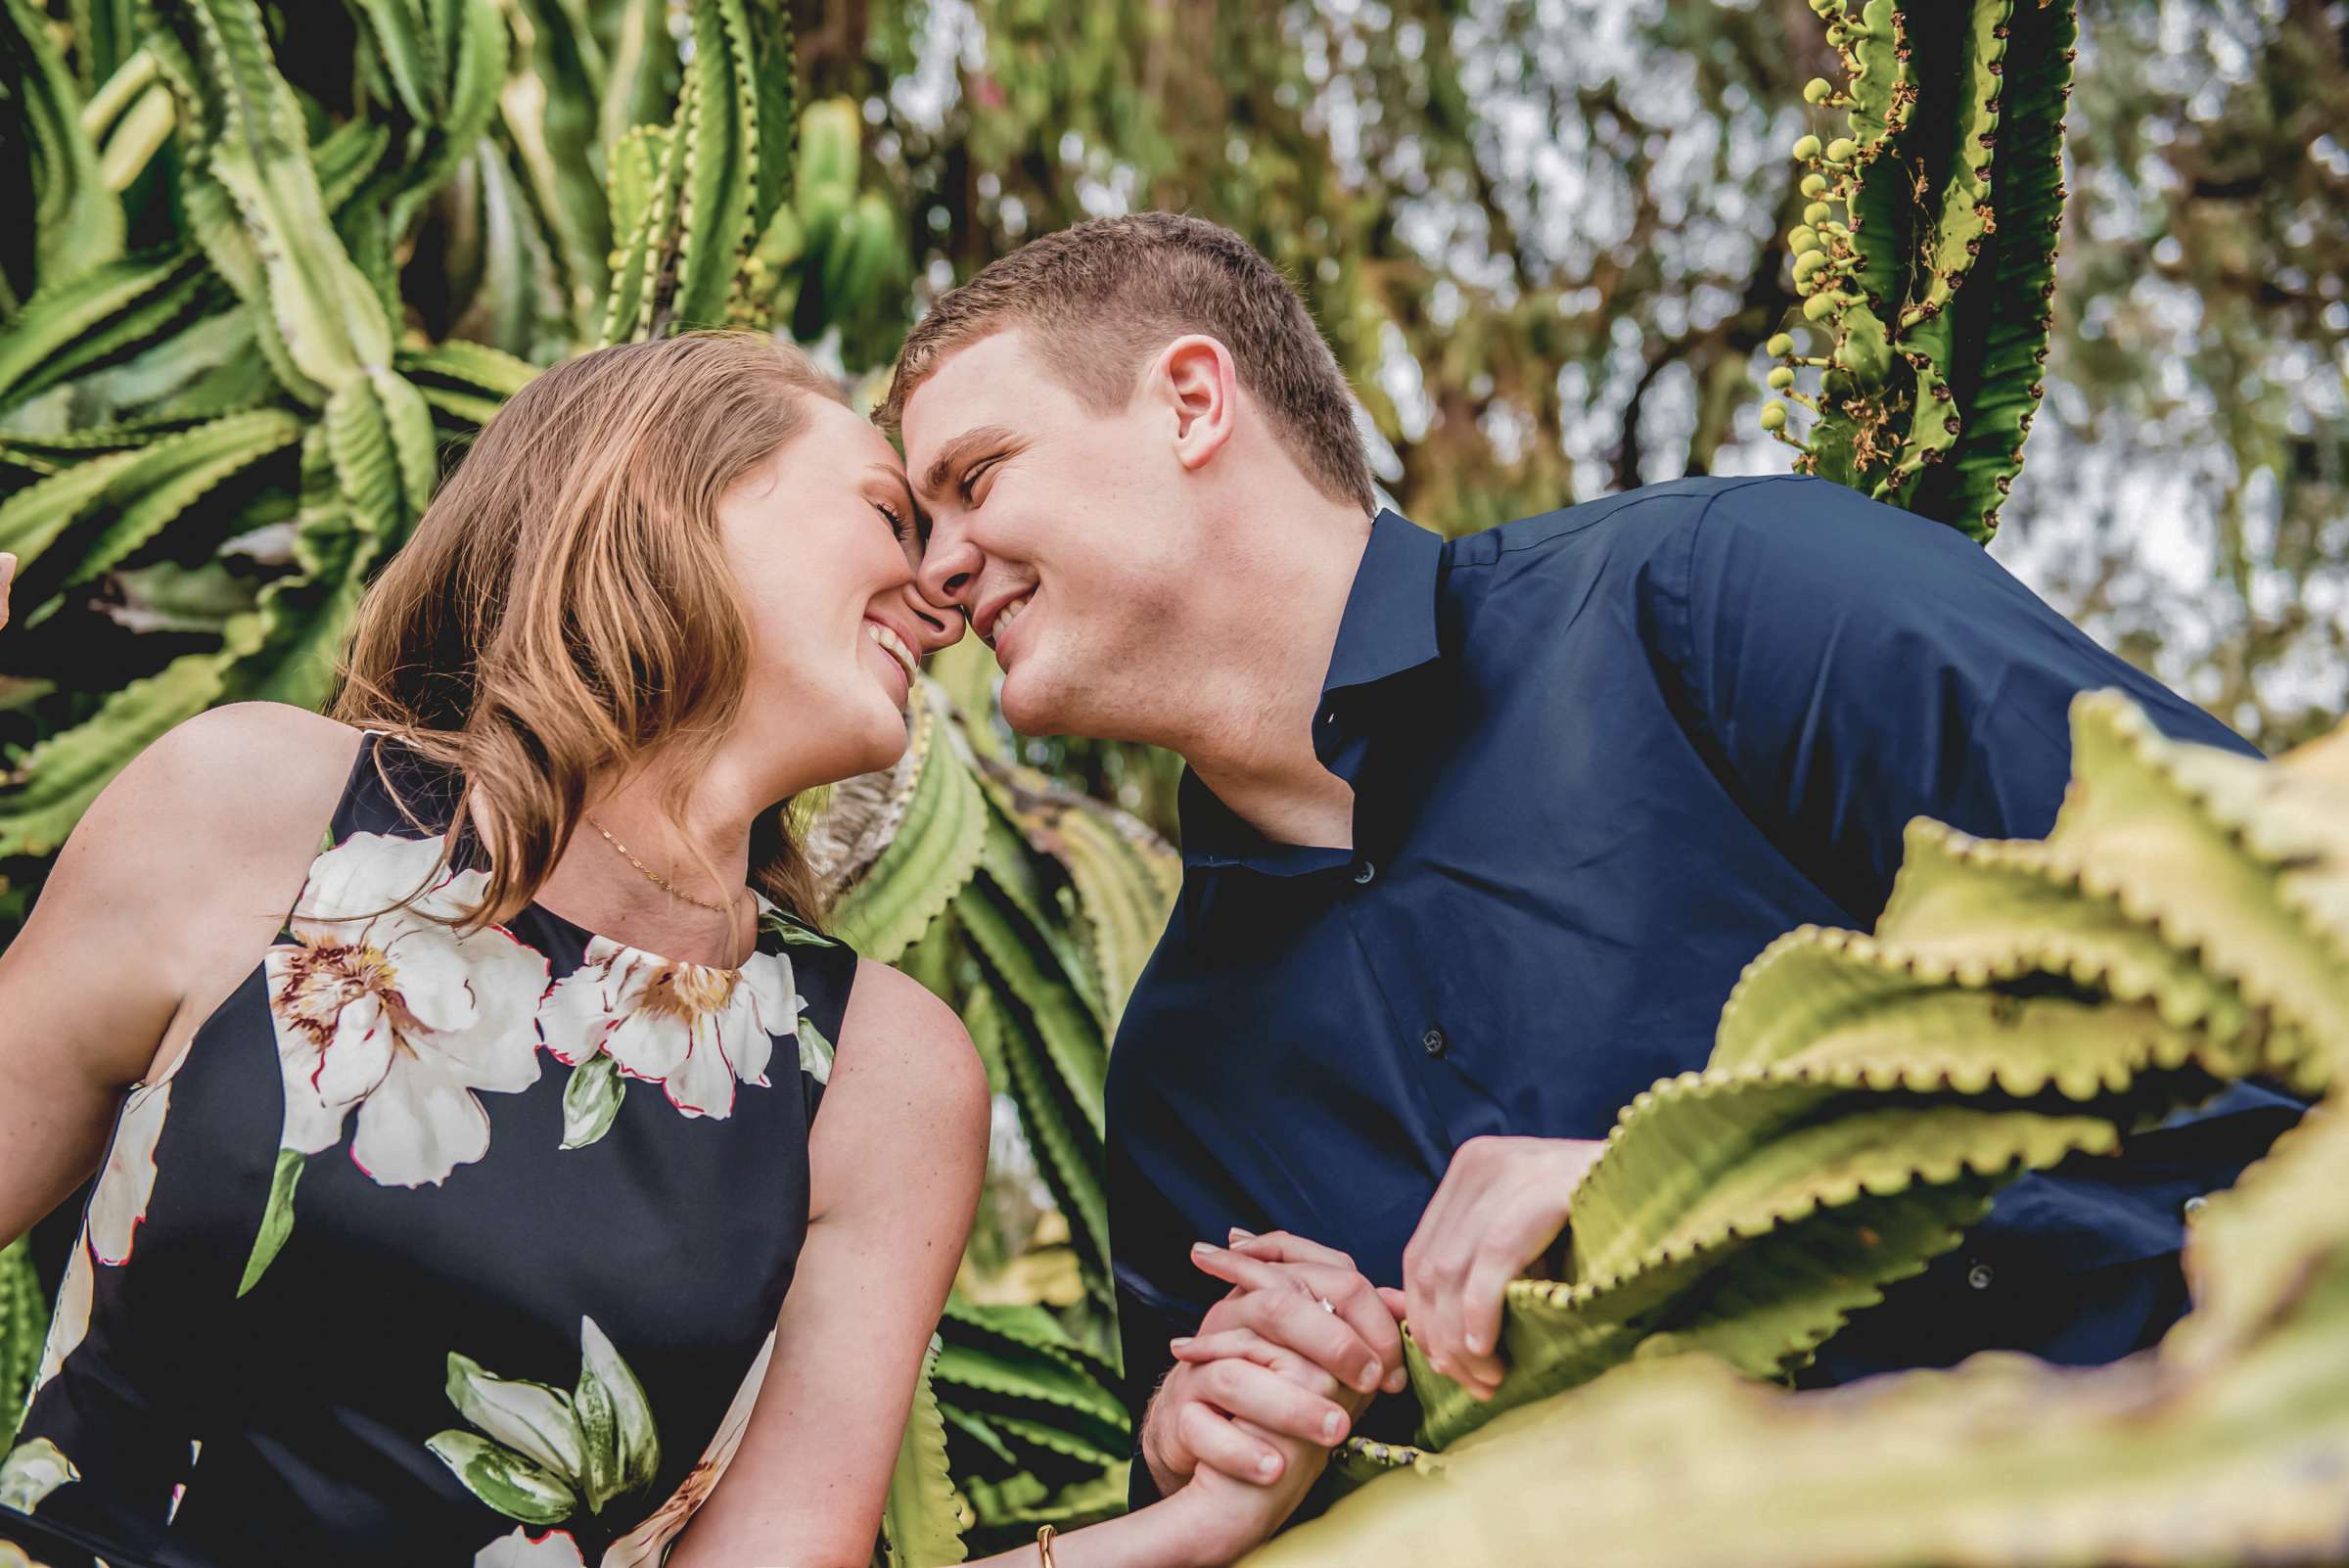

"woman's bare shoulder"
[97,703,364,851]
[824,962,990,1142]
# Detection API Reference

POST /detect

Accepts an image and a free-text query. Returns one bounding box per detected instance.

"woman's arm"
[668,960,991,1566]
[671,959,1331,1568]
[0,703,360,1243]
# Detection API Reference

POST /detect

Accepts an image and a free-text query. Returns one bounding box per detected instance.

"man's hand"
[1402,1134,1607,1400]
[1139,1230,1405,1497]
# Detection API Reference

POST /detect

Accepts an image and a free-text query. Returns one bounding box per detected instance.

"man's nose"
[898,577,964,655]
[917,525,984,610]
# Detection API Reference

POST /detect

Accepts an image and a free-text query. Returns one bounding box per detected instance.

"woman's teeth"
[867,621,918,683]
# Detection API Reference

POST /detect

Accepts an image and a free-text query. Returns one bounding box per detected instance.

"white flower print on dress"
[537,931,800,1127]
[473,1528,587,1568]
[264,832,549,1188]
[31,1050,181,1404]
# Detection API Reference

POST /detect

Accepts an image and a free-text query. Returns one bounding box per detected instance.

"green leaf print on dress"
[432,1315,661,1526]
[0,1437,77,1512]
[468,1331,780,1568]
[536,925,803,1148]
[246,832,550,1292]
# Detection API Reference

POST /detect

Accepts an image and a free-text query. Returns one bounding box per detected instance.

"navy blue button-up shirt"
[1107,476,2301,1502]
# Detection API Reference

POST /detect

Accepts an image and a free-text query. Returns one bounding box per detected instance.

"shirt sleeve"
[1654,475,2258,928]
[1115,1268,1204,1510]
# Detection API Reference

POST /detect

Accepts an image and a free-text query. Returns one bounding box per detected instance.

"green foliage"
[1763,0,2077,543]
[1399,692,2333,1451]
[1262,693,2349,1563]
[1,1237,42,1450]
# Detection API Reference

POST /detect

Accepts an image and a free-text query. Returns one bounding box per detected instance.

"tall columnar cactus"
[1761,0,2077,543]
[1253,697,2349,1566]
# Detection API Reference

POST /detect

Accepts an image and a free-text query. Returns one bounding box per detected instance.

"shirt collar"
[1176,508,1446,875]
[1321,508,1445,698]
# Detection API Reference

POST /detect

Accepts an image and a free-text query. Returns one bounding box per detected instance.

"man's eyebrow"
[916,425,1021,501]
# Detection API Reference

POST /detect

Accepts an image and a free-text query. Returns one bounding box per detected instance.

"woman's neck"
[530,761,767,968]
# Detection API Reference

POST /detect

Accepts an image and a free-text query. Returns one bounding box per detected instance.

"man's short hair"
[878,212,1376,514]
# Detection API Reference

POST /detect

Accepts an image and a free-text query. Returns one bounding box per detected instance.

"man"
[880,212,2302,1521]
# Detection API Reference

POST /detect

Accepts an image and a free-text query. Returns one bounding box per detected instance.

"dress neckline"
[355,729,787,975]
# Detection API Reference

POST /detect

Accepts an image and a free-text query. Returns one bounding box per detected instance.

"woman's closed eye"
[873,499,914,543]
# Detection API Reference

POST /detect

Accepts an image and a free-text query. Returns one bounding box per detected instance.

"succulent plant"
[1762,0,2076,545]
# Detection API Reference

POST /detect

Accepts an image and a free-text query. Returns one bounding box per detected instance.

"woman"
[0,334,1346,1567]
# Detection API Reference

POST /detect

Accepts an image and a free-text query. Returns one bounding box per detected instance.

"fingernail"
[1384,1367,1408,1394]
[1229,1225,1256,1242]
[1258,1453,1280,1480]
[1359,1360,1383,1391]
[1322,1411,1345,1441]
[1464,1332,1487,1354]
[1191,1240,1219,1254]
[1170,1336,1193,1350]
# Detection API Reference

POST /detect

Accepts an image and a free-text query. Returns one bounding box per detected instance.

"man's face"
[904,327,1194,739]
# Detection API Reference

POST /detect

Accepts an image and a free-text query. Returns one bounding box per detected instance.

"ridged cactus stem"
[1762,0,2077,543]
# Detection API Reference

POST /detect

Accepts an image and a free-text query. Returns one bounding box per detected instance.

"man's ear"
[1154,334,1238,473]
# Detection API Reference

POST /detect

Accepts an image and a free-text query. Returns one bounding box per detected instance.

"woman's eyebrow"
[916,425,1021,501]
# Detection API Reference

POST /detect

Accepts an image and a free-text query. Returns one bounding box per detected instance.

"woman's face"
[716,396,961,791]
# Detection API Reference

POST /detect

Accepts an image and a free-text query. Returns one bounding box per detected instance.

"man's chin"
[997,661,1080,739]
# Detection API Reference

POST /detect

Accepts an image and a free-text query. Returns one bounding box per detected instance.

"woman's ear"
[1155,334,1238,473]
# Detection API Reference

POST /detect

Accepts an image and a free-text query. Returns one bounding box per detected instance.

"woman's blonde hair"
[332,330,848,932]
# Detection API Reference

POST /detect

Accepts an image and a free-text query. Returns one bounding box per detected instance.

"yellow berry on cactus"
[1767,366,1796,390]
[1825,137,1857,162]
[1792,134,1822,161]
[1803,77,1834,105]
[1766,332,1795,357]
[1761,401,1789,432]
[1800,172,1828,197]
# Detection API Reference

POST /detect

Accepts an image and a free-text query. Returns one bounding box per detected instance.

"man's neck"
[1173,507,1371,851]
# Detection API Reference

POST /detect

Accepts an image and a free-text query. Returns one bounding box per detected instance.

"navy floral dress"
[1,735,859,1568]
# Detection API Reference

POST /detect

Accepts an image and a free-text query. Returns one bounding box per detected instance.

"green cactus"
[1765,0,2076,544]
[1,1237,42,1450]
[1256,696,2349,1564]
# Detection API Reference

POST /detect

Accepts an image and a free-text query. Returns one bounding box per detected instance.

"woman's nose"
[898,578,964,654]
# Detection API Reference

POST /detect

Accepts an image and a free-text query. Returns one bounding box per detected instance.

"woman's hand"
[1153,1417,1329,1568]
[1138,1232,1405,1496]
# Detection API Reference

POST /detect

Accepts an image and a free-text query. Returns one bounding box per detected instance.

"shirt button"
[1320,708,1338,726]
[1966,1263,1995,1291]
[1422,1027,1449,1058]
[2183,1194,2207,1220]
[1352,860,1377,886]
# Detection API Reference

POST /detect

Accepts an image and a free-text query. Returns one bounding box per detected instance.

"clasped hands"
[1142,1135,1606,1551]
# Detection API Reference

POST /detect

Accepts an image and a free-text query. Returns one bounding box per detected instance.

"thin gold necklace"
[584,814,745,918]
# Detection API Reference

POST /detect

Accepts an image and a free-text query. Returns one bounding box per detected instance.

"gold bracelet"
[1036,1523,1059,1568]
